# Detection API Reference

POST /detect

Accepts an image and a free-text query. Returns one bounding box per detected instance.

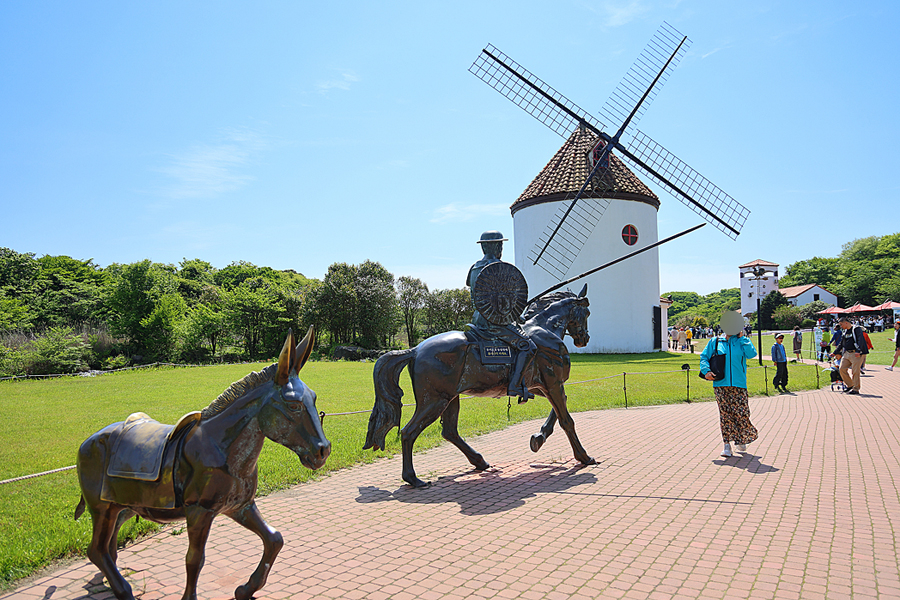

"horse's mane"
[522,290,575,321]
[201,363,278,420]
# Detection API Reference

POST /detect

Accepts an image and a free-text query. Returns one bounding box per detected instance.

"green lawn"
[0,350,827,589]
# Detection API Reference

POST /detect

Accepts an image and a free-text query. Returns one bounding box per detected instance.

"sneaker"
[736,444,747,452]
[887,366,893,371]
[721,443,733,457]
[782,387,789,393]
[847,389,860,395]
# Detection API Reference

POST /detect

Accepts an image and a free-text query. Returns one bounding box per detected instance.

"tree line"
[0,249,473,376]
[664,232,900,329]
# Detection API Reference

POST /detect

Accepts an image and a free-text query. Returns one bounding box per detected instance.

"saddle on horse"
[100,411,200,508]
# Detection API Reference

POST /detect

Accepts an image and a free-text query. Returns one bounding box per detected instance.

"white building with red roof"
[778,284,837,308]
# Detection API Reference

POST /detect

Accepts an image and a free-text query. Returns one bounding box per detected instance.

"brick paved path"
[6,368,900,599]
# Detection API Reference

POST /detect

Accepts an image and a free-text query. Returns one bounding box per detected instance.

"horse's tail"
[74,495,86,520]
[364,348,416,451]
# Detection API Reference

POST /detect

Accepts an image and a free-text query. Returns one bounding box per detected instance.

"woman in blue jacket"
[700,311,759,457]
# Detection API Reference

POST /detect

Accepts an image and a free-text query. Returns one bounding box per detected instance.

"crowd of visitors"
[668,325,721,351]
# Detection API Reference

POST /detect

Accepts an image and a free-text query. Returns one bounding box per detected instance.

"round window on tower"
[622,224,638,246]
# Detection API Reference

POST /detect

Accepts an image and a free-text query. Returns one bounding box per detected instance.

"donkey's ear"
[293,325,315,373]
[276,329,297,386]
[578,284,588,298]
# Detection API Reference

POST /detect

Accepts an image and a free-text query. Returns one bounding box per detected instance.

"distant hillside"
[662,288,741,327]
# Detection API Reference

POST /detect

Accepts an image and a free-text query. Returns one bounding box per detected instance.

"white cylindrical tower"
[512,128,661,353]
[738,260,780,316]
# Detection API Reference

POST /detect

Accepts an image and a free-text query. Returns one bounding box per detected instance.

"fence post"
[623,372,627,408]
[681,364,691,403]
[764,365,768,395]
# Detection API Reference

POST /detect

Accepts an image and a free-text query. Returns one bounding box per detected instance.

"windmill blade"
[469,44,608,140]
[616,129,750,239]
[599,22,691,133]
[469,28,748,277]
[528,193,614,281]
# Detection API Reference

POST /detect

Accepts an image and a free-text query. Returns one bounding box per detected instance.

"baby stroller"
[827,368,846,392]
[826,351,847,391]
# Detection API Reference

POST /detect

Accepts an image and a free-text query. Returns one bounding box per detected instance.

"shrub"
[772,305,803,329]
[102,354,130,370]
[20,327,91,375]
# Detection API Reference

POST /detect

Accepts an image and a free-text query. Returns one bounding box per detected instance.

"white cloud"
[585,0,650,27]
[430,202,510,224]
[315,70,359,94]
[157,128,265,199]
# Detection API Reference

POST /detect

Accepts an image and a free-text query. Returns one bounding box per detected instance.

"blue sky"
[2,1,898,295]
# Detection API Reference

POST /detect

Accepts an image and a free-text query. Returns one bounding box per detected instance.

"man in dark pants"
[836,315,869,395]
[771,333,788,393]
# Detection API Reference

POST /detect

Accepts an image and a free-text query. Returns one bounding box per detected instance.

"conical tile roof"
[511,126,659,215]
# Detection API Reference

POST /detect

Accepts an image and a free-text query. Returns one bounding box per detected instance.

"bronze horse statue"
[364,288,594,487]
[75,328,330,600]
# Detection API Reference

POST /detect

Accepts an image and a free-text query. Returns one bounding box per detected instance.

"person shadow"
[713,452,779,473]
[355,461,598,516]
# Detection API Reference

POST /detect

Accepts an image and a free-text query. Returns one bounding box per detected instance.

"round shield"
[473,262,528,325]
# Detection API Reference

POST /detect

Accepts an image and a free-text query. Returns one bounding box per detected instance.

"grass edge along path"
[0,350,830,590]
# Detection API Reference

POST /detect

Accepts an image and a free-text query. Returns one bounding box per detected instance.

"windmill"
[469,22,750,283]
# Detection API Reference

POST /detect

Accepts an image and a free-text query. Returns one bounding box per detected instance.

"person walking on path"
[820,327,832,362]
[771,333,789,393]
[860,329,874,372]
[791,326,803,362]
[836,315,868,395]
[887,320,900,371]
[700,310,759,458]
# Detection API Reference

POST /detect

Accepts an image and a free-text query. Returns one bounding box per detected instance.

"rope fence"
[1,360,832,485]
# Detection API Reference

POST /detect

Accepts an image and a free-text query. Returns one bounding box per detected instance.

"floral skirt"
[714,386,758,445]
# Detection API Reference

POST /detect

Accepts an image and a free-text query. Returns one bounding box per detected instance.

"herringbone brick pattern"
[6,368,900,599]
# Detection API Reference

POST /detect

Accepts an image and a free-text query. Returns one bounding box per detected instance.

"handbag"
[700,336,726,381]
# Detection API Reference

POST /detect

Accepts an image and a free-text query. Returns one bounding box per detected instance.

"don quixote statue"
[75,327,330,600]
[364,231,595,487]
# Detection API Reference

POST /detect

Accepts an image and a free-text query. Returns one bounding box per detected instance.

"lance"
[527,223,705,304]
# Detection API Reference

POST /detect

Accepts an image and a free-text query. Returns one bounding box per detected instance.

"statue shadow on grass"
[355,461,598,516]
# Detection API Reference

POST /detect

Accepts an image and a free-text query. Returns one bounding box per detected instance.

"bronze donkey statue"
[75,327,330,600]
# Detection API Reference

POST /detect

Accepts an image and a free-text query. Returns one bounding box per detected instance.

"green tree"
[423,289,473,336]
[355,260,398,348]
[758,291,789,330]
[0,247,40,297]
[798,300,830,322]
[106,260,179,353]
[0,294,34,331]
[33,255,108,326]
[397,276,429,346]
[177,258,217,304]
[214,261,276,290]
[139,294,187,361]
[318,263,358,345]
[779,257,841,290]
[224,277,285,358]
[772,305,802,329]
